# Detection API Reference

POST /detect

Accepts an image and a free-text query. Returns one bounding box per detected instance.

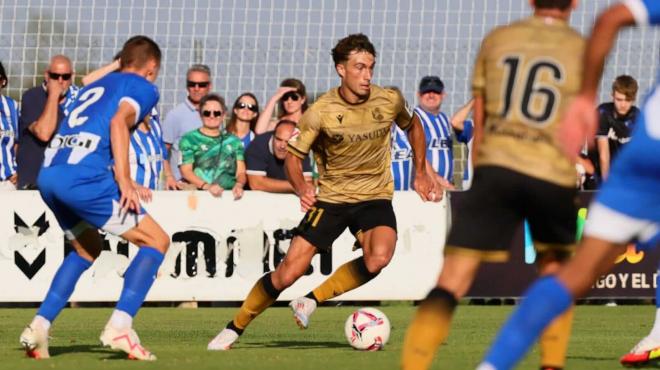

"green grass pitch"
[0,305,654,369]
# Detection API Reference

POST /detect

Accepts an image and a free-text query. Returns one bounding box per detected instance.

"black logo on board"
[13,212,50,279]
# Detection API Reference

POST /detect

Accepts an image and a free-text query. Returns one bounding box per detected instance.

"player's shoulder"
[372,84,402,102]
[486,16,583,43]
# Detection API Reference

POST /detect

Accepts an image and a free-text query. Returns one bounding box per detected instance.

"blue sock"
[116,247,164,317]
[482,276,573,370]
[37,252,92,322]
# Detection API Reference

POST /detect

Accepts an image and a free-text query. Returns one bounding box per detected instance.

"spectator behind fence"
[226,92,259,149]
[414,76,473,187]
[254,78,308,134]
[163,64,212,181]
[16,54,79,189]
[596,74,639,181]
[179,93,246,199]
[245,119,312,193]
[0,61,19,190]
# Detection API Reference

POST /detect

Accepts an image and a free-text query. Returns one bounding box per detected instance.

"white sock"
[31,315,51,331]
[648,308,660,340]
[109,309,133,330]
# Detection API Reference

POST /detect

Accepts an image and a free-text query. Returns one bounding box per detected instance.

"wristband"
[198,182,208,190]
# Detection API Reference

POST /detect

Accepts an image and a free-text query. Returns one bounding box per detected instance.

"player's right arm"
[560,2,639,158]
[111,101,140,212]
[29,78,65,142]
[286,109,320,211]
[597,137,610,180]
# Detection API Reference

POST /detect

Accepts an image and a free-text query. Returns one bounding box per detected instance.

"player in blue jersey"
[0,61,19,190]
[478,1,660,369]
[84,57,175,194]
[19,36,168,361]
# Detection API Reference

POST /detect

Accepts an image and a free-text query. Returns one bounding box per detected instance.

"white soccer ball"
[344,307,391,351]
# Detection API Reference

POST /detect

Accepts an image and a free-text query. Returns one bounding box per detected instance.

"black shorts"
[446,166,577,262]
[294,199,397,252]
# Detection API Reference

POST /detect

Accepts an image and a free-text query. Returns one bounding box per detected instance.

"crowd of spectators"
[0,56,636,197]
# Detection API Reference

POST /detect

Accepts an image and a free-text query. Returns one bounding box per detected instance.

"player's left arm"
[450,98,474,132]
[471,95,485,166]
[110,101,140,212]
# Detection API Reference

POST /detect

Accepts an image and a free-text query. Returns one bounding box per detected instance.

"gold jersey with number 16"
[472,16,585,187]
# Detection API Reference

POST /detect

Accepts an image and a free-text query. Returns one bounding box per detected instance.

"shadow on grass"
[240,340,347,349]
[566,355,618,361]
[15,344,128,359]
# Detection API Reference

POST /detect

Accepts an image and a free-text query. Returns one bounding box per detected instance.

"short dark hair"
[199,93,227,117]
[533,0,572,10]
[0,61,7,88]
[612,75,638,101]
[331,33,377,65]
[119,35,161,70]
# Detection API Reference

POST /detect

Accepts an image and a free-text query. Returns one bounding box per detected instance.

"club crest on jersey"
[372,107,384,121]
[336,114,344,124]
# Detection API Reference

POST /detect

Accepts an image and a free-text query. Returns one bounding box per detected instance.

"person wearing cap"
[0,61,19,190]
[391,76,474,191]
[16,54,79,189]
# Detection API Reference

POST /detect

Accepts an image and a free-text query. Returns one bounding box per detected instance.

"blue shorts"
[585,88,660,244]
[38,165,145,240]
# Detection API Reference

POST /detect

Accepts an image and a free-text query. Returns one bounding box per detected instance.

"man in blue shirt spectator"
[16,55,79,189]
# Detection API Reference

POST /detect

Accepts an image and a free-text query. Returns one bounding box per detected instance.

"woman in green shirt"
[179,94,246,199]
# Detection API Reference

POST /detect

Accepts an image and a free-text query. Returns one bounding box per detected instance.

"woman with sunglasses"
[226,92,259,149]
[0,61,19,190]
[179,94,246,199]
[254,78,308,134]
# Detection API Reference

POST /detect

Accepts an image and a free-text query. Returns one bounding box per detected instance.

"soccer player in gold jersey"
[207,33,436,350]
[401,1,584,369]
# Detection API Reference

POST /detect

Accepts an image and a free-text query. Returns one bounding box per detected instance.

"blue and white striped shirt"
[391,108,474,190]
[391,124,414,190]
[0,95,19,181]
[129,108,167,190]
[415,107,473,181]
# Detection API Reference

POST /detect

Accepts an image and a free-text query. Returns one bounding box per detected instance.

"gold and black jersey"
[472,16,585,187]
[288,85,412,204]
